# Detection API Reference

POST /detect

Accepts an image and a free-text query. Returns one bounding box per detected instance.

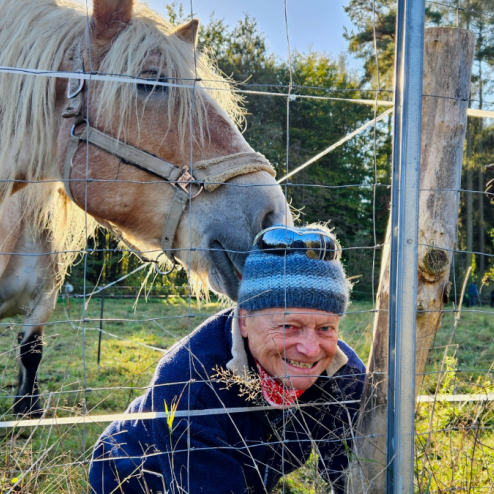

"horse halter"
[61,36,276,269]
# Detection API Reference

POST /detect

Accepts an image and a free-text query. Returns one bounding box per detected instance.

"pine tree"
[343,0,442,90]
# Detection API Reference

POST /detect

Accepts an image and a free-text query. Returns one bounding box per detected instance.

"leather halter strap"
[61,37,276,263]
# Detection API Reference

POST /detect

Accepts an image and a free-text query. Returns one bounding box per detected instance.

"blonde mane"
[0,0,244,285]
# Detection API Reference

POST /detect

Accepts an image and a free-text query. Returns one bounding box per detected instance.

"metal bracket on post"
[386,0,426,492]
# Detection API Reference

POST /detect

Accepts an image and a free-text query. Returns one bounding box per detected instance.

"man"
[89,225,365,494]
[468,282,480,307]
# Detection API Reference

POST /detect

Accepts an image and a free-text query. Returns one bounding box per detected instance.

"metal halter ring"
[154,252,176,276]
[67,74,85,99]
[176,167,204,199]
[71,118,88,138]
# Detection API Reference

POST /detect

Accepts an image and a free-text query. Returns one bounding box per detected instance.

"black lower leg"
[15,330,43,416]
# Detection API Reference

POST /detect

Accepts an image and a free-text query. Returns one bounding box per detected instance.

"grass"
[415,305,494,493]
[0,294,221,493]
[0,295,493,492]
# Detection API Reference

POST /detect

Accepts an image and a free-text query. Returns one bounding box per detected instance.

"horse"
[0,0,291,416]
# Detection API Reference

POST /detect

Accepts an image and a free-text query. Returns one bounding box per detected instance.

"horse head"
[53,0,291,300]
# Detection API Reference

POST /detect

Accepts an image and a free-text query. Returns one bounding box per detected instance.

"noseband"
[61,37,276,270]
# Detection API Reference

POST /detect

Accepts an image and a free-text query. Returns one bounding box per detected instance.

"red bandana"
[255,360,304,407]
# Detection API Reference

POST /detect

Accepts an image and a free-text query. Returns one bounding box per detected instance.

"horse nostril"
[260,210,277,231]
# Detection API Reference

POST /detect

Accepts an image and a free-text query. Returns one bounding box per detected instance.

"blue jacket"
[468,283,479,297]
[89,308,365,494]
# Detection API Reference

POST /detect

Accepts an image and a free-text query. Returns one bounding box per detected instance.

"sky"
[76,0,355,61]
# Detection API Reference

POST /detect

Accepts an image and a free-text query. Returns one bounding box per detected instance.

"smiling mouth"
[284,358,317,370]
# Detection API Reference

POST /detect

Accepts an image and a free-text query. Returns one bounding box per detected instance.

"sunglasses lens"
[256,228,340,261]
[322,237,338,261]
[302,235,323,259]
[257,229,295,254]
[306,248,319,260]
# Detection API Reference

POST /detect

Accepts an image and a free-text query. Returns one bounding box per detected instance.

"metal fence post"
[386,0,425,492]
[97,286,105,366]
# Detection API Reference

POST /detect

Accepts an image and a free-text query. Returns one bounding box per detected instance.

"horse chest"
[0,235,48,318]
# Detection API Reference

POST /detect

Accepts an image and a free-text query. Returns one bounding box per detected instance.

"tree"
[343,0,442,90]
[450,0,494,281]
[463,1,494,279]
[343,0,494,285]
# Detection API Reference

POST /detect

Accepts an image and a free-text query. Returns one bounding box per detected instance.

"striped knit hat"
[238,226,349,315]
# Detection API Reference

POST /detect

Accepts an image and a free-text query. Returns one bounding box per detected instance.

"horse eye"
[137,72,168,95]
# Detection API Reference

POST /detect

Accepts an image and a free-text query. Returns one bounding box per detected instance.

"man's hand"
[486,164,494,203]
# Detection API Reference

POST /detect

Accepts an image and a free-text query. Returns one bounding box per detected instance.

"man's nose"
[296,330,320,358]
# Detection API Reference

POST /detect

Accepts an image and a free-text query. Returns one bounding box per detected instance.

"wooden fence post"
[348,27,475,493]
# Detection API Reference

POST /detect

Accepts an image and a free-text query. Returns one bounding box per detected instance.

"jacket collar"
[226,307,348,379]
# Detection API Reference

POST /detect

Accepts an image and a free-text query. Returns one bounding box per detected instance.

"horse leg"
[15,326,44,416]
[14,284,57,417]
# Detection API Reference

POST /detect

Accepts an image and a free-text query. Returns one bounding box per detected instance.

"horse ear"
[172,19,200,47]
[91,0,134,41]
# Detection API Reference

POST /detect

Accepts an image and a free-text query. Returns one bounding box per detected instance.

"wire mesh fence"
[1,0,494,493]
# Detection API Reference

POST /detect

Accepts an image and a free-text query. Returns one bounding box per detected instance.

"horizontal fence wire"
[2,394,494,429]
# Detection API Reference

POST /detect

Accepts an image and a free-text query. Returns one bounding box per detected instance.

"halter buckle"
[176,167,203,199]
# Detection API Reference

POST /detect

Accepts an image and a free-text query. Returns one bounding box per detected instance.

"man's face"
[239,307,340,391]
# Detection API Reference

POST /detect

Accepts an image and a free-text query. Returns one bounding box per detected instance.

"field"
[0,295,493,492]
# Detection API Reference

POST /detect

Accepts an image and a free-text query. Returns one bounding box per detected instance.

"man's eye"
[319,326,332,332]
[137,72,168,94]
[282,325,297,331]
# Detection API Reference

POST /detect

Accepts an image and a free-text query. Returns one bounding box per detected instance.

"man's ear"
[238,309,248,338]
[172,19,200,47]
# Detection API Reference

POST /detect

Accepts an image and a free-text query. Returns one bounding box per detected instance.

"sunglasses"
[253,227,341,261]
